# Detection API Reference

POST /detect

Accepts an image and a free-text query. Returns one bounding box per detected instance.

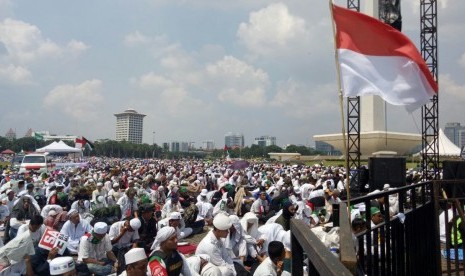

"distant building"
[315,141,342,156]
[34,131,77,142]
[444,122,465,148]
[253,135,276,147]
[114,108,146,144]
[202,140,215,151]
[5,128,16,141]
[225,132,244,148]
[24,128,33,138]
[169,141,189,152]
[162,143,170,151]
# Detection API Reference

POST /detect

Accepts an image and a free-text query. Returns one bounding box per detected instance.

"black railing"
[333,181,440,275]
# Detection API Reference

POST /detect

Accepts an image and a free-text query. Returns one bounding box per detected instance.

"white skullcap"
[113,183,119,188]
[130,218,142,230]
[97,182,103,187]
[5,189,13,195]
[97,195,104,203]
[68,209,79,217]
[169,212,182,220]
[294,188,301,194]
[49,256,75,275]
[383,184,390,190]
[213,213,232,231]
[48,210,57,216]
[200,189,208,196]
[151,226,177,251]
[124,248,147,265]
[94,222,108,234]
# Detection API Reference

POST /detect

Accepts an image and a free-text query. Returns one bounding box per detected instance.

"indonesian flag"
[331,4,438,112]
[75,137,85,149]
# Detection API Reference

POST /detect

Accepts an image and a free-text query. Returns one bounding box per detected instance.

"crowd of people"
[0,157,425,275]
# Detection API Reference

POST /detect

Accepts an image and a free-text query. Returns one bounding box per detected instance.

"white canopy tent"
[36,140,82,153]
[415,129,461,157]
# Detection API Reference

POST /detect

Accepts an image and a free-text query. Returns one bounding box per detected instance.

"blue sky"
[0,0,464,148]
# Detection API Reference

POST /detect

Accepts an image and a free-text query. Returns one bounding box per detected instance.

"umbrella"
[229,160,250,170]
[0,149,15,155]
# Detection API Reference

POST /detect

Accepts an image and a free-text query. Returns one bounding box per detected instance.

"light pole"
[152,131,155,158]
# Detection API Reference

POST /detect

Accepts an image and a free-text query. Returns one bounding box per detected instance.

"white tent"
[416,129,461,157]
[36,140,82,153]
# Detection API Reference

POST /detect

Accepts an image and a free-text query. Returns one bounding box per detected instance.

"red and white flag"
[75,137,85,149]
[331,4,438,112]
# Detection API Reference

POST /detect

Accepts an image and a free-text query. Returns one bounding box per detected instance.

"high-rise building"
[225,132,244,148]
[202,140,215,151]
[444,122,465,148]
[253,135,276,147]
[5,128,16,141]
[169,141,189,152]
[114,108,146,144]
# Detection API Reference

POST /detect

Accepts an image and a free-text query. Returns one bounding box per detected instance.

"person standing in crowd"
[78,222,119,276]
[117,188,139,220]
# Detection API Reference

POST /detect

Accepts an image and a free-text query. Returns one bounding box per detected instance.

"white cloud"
[43,79,104,121]
[459,53,465,68]
[0,64,32,84]
[0,18,88,63]
[67,40,90,53]
[237,3,309,56]
[133,72,174,90]
[270,78,338,119]
[124,30,150,46]
[206,56,269,107]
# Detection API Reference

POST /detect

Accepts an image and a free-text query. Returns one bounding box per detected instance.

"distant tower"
[225,132,244,148]
[24,128,33,138]
[5,128,16,141]
[114,108,146,144]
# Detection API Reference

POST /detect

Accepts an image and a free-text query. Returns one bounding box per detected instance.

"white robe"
[196,231,236,276]
[60,219,93,253]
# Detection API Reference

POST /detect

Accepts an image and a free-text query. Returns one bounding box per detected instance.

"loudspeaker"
[442,161,465,199]
[369,157,406,191]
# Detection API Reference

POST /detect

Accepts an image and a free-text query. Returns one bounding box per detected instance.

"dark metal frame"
[420,0,439,180]
[346,1,361,187]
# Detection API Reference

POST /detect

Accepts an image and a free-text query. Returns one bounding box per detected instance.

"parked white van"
[18,153,55,174]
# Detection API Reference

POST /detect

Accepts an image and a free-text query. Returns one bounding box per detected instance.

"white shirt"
[78,234,112,262]
[195,230,236,276]
[17,224,46,245]
[253,257,277,276]
[109,221,139,248]
[117,195,138,219]
[196,201,213,220]
[60,219,93,242]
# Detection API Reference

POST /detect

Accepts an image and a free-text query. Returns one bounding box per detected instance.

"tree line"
[0,136,321,159]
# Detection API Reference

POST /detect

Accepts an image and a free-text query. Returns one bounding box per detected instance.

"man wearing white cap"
[196,213,236,276]
[158,211,193,240]
[49,256,76,276]
[60,209,93,254]
[78,222,119,276]
[196,189,214,226]
[148,226,191,276]
[121,248,148,276]
[92,182,108,203]
[109,218,141,272]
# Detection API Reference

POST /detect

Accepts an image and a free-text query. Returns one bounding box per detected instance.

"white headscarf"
[150,226,176,251]
[240,212,259,238]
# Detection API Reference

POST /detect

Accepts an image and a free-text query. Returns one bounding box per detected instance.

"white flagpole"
[329,1,351,208]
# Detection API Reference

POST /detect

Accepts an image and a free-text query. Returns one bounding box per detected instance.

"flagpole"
[329,0,351,210]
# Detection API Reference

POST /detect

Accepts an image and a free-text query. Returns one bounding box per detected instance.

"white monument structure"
[314,1,422,157]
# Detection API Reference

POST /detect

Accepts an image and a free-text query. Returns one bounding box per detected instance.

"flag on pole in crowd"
[75,137,85,149]
[75,137,94,150]
[83,137,94,150]
[330,3,438,112]
[33,132,44,141]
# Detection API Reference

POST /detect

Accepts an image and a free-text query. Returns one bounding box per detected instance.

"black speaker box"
[369,157,406,191]
[442,160,465,199]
